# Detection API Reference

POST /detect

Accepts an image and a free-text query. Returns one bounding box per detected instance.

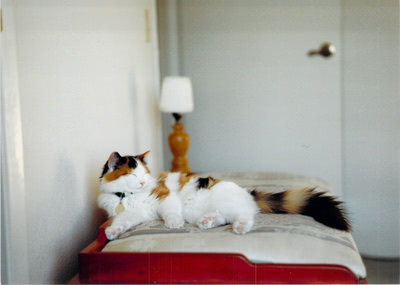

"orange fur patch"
[159,172,168,180]
[151,180,170,200]
[252,191,273,213]
[136,150,150,161]
[103,162,132,182]
[206,177,220,189]
[282,188,314,214]
[178,173,196,191]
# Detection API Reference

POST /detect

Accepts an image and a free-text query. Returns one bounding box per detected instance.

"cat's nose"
[140,182,145,187]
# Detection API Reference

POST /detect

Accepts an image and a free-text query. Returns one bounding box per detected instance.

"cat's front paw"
[164,214,184,229]
[105,225,124,240]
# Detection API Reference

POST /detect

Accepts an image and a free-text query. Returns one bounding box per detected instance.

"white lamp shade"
[159,77,194,113]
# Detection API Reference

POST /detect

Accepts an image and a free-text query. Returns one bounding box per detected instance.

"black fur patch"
[268,192,288,214]
[114,192,125,199]
[100,162,109,178]
[100,155,137,178]
[300,192,351,231]
[109,156,127,171]
[197,177,210,190]
[126,156,138,169]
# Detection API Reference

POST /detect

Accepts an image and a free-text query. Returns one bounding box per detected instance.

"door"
[175,0,342,195]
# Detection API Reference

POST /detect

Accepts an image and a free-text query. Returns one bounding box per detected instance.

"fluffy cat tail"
[250,188,351,231]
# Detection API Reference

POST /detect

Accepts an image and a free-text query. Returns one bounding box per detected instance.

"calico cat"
[98,151,350,240]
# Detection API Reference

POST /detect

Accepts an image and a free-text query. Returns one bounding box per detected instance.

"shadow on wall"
[42,154,107,283]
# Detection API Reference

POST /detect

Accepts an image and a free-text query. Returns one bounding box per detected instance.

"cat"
[98,151,350,240]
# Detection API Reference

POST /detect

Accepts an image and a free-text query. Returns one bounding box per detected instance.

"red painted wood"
[77,219,366,284]
[79,252,362,284]
[68,274,80,284]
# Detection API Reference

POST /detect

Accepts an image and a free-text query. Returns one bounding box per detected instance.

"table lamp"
[160,76,194,173]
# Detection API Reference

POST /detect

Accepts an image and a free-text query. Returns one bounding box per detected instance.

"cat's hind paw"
[105,225,124,240]
[233,219,253,235]
[197,212,226,230]
[164,214,185,229]
[197,216,215,230]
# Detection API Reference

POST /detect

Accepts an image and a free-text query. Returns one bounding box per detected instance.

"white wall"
[160,0,344,196]
[342,0,399,257]
[159,0,400,257]
[1,0,30,282]
[8,0,161,283]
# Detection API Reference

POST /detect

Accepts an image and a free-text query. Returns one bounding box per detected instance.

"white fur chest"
[125,191,159,220]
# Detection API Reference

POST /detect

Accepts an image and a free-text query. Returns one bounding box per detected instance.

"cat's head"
[99,151,152,193]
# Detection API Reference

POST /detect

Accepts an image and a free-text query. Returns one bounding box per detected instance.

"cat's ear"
[108,151,122,169]
[136,150,150,164]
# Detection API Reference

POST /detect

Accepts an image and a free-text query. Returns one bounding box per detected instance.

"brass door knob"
[308,42,336,57]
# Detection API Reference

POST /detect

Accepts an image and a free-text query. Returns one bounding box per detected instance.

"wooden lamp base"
[168,122,191,173]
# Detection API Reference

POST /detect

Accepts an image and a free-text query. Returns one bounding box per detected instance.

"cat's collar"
[113,192,133,199]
